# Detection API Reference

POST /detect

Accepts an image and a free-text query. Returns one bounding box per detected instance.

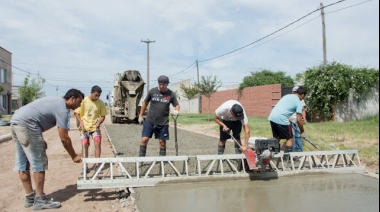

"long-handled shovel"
[171,113,179,156]
[290,121,321,150]
[80,127,87,176]
[230,133,257,170]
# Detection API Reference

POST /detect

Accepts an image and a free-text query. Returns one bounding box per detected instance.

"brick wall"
[201,84,282,118]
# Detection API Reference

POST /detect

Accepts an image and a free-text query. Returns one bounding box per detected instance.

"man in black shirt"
[138,75,180,157]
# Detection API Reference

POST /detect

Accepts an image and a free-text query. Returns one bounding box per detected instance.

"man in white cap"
[138,75,180,157]
[214,100,250,154]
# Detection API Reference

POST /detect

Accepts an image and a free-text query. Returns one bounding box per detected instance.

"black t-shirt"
[144,87,179,125]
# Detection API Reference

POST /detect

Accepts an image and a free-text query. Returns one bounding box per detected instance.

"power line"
[168,0,372,83]
[1,58,37,75]
[326,0,372,14]
[7,0,372,90]
[169,62,197,78]
[198,0,347,63]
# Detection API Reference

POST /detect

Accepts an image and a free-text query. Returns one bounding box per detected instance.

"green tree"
[304,62,379,121]
[19,75,45,105]
[239,69,294,89]
[196,75,221,121]
[180,82,200,115]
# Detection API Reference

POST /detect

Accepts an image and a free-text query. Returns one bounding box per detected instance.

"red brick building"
[201,84,290,118]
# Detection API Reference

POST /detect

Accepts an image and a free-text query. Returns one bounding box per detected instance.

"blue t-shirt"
[268,94,303,125]
[11,96,70,132]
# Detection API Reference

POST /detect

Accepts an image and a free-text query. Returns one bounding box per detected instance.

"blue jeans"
[11,125,48,172]
[292,122,303,152]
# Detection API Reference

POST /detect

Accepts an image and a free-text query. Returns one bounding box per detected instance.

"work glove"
[301,132,307,138]
[171,110,179,116]
[138,115,144,125]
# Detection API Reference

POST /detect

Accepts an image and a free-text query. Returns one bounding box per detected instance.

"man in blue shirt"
[268,86,307,157]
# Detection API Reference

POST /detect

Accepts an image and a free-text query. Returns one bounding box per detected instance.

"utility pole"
[320,3,327,71]
[196,59,199,84]
[195,59,201,114]
[141,39,155,92]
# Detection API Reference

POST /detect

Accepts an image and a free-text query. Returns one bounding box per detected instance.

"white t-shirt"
[215,100,249,125]
[291,100,306,121]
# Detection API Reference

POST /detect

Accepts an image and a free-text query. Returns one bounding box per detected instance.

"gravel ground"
[105,123,236,157]
[104,122,241,176]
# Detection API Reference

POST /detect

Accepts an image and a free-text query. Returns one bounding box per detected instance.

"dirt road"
[0,115,137,212]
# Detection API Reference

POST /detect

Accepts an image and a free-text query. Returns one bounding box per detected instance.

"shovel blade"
[244,149,257,170]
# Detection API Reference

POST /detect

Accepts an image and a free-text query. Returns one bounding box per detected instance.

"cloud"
[0,0,378,101]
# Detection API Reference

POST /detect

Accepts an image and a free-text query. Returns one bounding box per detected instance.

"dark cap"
[158,75,170,84]
[231,104,244,121]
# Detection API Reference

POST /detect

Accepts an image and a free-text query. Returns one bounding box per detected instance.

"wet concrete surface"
[135,173,379,212]
[105,123,379,212]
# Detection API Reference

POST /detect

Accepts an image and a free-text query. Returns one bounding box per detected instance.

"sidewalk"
[0,132,12,144]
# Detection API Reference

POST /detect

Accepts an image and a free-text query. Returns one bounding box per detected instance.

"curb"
[0,133,12,144]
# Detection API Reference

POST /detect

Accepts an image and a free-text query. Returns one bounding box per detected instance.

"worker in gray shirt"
[10,88,84,210]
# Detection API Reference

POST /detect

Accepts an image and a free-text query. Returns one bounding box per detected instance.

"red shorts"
[81,130,102,144]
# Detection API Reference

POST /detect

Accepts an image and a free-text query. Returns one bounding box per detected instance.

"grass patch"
[175,113,216,125]
[1,115,12,121]
[176,113,379,169]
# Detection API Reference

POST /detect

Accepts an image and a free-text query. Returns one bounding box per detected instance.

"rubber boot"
[234,143,241,154]
[139,145,147,157]
[159,148,166,156]
[283,146,292,161]
[218,145,225,155]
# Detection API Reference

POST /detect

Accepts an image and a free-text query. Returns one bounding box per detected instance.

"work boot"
[159,148,166,156]
[218,145,225,155]
[283,154,290,162]
[33,194,61,210]
[283,146,293,162]
[139,145,147,157]
[25,191,35,208]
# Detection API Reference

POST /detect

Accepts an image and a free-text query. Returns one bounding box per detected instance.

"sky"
[0,0,378,102]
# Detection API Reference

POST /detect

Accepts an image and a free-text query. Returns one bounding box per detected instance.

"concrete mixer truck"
[107,70,145,123]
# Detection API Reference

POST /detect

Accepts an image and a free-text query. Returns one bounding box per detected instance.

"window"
[0,68,6,83]
[0,95,6,111]
[12,100,18,110]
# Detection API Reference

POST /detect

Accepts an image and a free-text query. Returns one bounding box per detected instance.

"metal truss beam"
[77,150,367,190]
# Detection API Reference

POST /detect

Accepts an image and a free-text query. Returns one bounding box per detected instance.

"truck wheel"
[111,116,117,123]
